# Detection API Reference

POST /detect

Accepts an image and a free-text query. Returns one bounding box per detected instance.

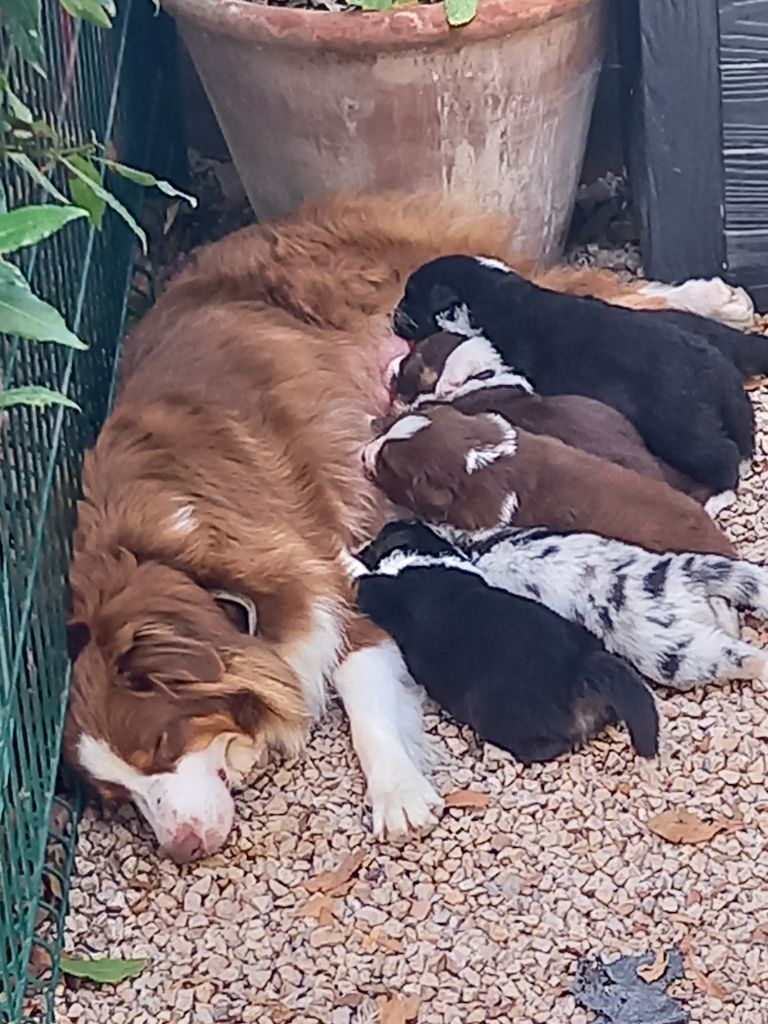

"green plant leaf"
[0,205,86,254]
[61,155,147,252]
[58,0,114,29]
[0,385,80,410]
[444,0,477,27]
[0,73,34,123]
[7,154,71,205]
[0,0,46,73]
[102,160,198,207]
[0,259,87,348]
[59,955,149,984]
[67,156,106,228]
[348,0,395,9]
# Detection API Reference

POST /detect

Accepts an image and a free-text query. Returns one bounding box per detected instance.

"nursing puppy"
[392,331,710,503]
[356,525,659,762]
[468,527,768,690]
[362,406,735,557]
[393,256,755,494]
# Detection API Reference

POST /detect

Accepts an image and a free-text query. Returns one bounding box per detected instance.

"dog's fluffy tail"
[583,650,659,758]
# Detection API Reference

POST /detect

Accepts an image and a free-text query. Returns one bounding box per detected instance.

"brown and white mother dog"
[64,191,753,860]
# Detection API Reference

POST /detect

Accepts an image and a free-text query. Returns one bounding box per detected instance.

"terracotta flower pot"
[164,0,606,263]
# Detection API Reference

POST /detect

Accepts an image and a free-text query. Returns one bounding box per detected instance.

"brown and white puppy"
[363,406,735,557]
[391,331,711,503]
[66,190,747,861]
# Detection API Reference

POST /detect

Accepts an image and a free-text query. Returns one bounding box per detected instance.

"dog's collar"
[210,590,258,637]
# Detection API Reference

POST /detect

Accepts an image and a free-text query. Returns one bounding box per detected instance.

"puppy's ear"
[412,480,455,520]
[429,284,460,315]
[117,624,224,689]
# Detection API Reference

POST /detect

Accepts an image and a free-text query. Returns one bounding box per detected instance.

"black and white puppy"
[467,526,768,691]
[355,524,659,764]
[393,256,755,494]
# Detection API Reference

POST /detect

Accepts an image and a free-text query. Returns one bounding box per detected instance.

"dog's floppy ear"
[67,621,91,663]
[117,624,224,688]
[428,283,460,315]
[411,478,455,520]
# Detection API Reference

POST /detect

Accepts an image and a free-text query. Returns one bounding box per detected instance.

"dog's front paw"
[705,489,737,518]
[368,760,443,840]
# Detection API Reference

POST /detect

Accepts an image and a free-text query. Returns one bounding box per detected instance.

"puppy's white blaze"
[78,734,235,856]
[434,335,505,397]
[363,414,431,474]
[476,256,514,273]
[384,414,432,441]
[282,596,345,718]
[374,549,482,578]
[334,640,442,839]
[435,302,476,339]
[170,503,197,534]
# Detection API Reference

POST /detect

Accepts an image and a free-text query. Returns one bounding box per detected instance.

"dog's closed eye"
[471,369,496,382]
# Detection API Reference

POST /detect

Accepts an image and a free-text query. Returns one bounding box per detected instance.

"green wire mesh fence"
[1,3,181,1020]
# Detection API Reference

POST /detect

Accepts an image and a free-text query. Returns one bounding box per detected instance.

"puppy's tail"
[583,651,659,758]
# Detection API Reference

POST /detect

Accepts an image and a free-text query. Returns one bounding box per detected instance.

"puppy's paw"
[368,760,443,840]
[705,489,737,518]
[640,277,755,328]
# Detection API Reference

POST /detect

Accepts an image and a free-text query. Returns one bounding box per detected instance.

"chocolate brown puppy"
[393,332,711,503]
[363,406,735,557]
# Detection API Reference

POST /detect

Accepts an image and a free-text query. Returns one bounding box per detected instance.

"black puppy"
[355,522,659,764]
[357,519,462,568]
[393,256,754,493]
[647,308,768,380]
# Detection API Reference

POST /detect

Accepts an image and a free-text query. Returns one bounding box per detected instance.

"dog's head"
[391,332,467,407]
[356,520,461,571]
[393,255,525,343]
[65,554,306,861]
[362,407,520,532]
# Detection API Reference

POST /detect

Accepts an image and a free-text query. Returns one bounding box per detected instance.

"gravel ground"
[57,386,768,1024]
[57,318,768,1022]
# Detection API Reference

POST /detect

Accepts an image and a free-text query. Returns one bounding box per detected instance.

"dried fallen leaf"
[363,929,405,955]
[646,808,742,845]
[308,927,347,949]
[750,924,768,945]
[304,851,366,894]
[297,893,338,927]
[637,948,669,983]
[378,994,420,1024]
[444,789,492,809]
[336,993,364,1009]
[680,934,729,999]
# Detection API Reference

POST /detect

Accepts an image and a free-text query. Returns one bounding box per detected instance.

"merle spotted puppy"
[464,526,768,691]
[393,256,755,494]
[356,524,659,763]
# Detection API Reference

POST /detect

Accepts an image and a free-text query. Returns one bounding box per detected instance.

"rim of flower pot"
[163,0,600,54]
